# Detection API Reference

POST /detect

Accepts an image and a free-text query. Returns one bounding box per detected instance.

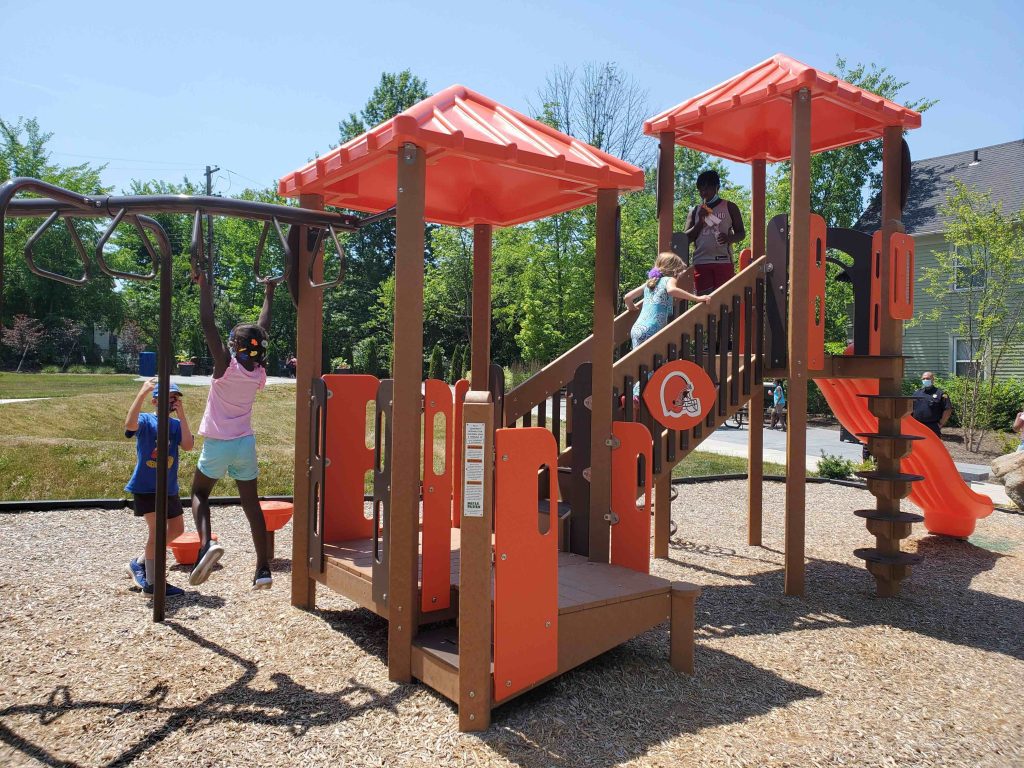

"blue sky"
[2,0,1021,196]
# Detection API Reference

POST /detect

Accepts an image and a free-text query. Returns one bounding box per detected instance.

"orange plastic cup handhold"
[260,500,294,532]
[169,531,220,565]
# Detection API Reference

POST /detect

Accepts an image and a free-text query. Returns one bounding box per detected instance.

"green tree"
[1,117,119,338]
[918,180,1024,451]
[427,343,444,380]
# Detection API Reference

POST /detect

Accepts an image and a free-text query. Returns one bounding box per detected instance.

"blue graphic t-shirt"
[125,412,182,495]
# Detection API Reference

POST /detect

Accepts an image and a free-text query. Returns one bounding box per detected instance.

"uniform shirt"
[912,385,951,425]
[125,412,182,495]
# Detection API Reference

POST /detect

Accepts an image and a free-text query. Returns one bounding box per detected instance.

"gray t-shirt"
[692,199,734,265]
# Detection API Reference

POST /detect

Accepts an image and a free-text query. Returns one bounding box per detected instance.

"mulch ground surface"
[1,482,1022,767]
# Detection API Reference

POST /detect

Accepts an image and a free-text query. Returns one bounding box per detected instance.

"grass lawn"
[674,451,789,478]
[0,372,141,399]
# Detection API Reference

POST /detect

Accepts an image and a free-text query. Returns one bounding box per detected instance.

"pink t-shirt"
[199,357,267,440]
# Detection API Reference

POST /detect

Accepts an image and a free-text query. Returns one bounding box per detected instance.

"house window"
[952,336,983,378]
[951,247,986,291]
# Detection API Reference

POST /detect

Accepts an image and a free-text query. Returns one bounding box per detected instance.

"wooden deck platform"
[317,528,697,710]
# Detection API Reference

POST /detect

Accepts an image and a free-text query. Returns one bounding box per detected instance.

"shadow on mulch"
[676,535,1024,662]
[0,620,414,768]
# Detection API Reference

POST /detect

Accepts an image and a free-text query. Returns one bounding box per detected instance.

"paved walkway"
[0,397,49,405]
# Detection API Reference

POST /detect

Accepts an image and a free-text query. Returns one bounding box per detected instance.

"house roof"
[279,84,645,227]
[857,139,1024,235]
[643,54,921,163]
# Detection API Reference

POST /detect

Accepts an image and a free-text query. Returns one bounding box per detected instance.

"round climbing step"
[852,509,925,524]
[853,547,922,566]
[856,470,925,482]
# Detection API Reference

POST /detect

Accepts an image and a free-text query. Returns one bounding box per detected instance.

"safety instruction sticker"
[463,421,486,518]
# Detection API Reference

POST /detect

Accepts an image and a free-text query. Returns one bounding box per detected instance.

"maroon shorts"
[692,262,735,294]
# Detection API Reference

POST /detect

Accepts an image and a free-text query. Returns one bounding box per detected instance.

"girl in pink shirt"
[189,271,275,591]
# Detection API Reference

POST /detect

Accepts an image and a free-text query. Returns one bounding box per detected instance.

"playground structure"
[0,53,996,732]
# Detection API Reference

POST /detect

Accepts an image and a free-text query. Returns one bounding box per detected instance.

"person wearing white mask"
[911,372,952,437]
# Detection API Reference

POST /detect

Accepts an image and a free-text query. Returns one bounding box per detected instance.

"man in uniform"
[912,371,952,437]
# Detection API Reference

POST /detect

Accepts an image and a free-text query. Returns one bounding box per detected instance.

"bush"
[446,345,461,384]
[816,451,856,480]
[352,337,381,377]
[427,343,444,381]
[936,375,1024,431]
[330,356,350,373]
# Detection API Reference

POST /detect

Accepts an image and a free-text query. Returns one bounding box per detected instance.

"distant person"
[682,170,746,295]
[189,269,276,591]
[124,378,193,597]
[912,372,952,437]
[769,379,786,430]
[285,354,297,378]
[1013,408,1024,452]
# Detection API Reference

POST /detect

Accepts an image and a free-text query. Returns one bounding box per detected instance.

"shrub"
[816,451,856,480]
[427,344,444,381]
[352,337,380,376]
[330,356,350,373]
[446,345,461,384]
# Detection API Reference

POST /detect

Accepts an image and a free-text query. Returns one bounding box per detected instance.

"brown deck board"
[324,527,671,615]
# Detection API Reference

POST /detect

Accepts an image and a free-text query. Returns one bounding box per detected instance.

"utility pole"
[204,165,220,276]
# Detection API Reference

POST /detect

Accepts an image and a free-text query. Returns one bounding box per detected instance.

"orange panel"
[889,232,914,320]
[323,374,378,541]
[493,428,558,703]
[869,231,883,356]
[808,214,827,369]
[450,379,469,528]
[610,421,653,574]
[421,379,453,612]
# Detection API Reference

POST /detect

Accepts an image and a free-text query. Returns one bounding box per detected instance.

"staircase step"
[853,547,922,566]
[852,509,925,524]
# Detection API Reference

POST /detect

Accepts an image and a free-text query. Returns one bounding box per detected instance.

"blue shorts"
[197,435,259,482]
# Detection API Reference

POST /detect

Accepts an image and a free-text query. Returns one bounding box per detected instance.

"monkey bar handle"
[253,217,292,285]
[94,208,158,281]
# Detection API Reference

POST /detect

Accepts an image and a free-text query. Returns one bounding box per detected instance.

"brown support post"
[748,159,766,547]
[290,192,324,610]
[589,189,617,563]
[471,224,492,390]
[784,89,811,596]
[388,143,426,681]
[458,393,494,730]
[657,132,675,252]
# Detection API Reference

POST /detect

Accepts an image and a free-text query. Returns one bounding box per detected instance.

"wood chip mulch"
[1,481,1022,767]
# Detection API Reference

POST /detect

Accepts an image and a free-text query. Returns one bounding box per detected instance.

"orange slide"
[815,378,994,538]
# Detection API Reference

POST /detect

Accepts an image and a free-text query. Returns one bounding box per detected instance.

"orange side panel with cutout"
[869,231,883,355]
[890,232,914,320]
[493,428,558,703]
[323,374,378,541]
[808,214,826,369]
[450,379,469,528]
[421,379,453,612]
[610,421,653,574]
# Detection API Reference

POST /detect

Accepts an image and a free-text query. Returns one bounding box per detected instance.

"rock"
[991,450,1024,509]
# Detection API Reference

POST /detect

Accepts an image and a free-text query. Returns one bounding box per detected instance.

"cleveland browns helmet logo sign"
[641,360,716,430]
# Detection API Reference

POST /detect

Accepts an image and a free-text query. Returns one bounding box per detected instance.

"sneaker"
[252,566,273,591]
[188,540,225,586]
[142,580,186,597]
[126,559,146,590]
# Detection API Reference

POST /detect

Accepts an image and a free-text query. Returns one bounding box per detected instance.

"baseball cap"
[152,382,182,398]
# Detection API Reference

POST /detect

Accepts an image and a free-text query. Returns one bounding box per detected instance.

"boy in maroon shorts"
[682,170,746,295]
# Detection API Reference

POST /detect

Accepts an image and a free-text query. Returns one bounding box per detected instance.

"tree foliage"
[918,180,1024,451]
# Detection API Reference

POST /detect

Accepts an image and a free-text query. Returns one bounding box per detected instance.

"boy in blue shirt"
[124,378,194,596]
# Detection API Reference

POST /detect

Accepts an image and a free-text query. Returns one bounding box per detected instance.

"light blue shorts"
[197,435,259,482]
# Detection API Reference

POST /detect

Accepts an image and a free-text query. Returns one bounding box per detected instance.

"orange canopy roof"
[643,54,921,163]
[280,85,644,227]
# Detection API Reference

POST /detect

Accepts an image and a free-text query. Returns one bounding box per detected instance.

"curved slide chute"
[815,378,994,538]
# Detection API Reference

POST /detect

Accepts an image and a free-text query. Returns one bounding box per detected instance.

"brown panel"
[290,192,324,611]
[589,189,618,564]
[670,582,701,674]
[569,363,592,556]
[307,377,327,576]
[411,633,460,703]
[388,144,426,682]
[747,157,766,544]
[785,89,811,597]
[730,296,741,406]
[459,394,495,730]
[471,223,492,389]
[372,380,393,604]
